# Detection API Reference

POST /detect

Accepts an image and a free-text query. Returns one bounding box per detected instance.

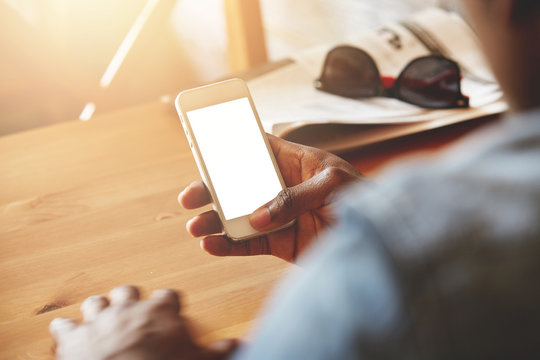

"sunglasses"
[314,45,469,109]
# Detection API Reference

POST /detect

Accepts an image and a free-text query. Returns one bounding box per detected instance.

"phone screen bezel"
[175,78,292,240]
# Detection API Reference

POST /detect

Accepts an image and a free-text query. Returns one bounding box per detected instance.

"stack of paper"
[247,8,507,152]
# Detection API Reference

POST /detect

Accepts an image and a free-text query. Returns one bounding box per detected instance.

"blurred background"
[0,0,457,135]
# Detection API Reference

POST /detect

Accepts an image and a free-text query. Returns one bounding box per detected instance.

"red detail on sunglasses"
[381,76,396,89]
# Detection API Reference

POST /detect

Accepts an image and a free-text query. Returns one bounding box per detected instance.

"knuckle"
[294,147,306,161]
[114,284,138,293]
[109,285,140,303]
[50,318,76,335]
[276,188,294,209]
[81,295,107,310]
[325,166,348,182]
[154,289,181,306]
[146,299,165,312]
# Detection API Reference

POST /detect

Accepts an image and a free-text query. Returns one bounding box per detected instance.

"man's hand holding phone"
[179,134,363,263]
[175,79,363,262]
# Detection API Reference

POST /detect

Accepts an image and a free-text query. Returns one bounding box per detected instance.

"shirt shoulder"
[340,110,540,264]
[335,110,540,357]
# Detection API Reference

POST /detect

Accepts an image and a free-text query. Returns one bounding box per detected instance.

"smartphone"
[175,78,294,240]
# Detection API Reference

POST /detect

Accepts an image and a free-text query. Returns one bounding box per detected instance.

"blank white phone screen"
[187,97,282,220]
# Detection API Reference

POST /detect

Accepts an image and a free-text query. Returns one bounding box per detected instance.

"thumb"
[250,167,344,231]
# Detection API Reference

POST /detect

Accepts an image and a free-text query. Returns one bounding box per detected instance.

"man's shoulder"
[339,112,540,262]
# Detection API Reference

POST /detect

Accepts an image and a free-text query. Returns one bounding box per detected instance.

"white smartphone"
[175,78,294,240]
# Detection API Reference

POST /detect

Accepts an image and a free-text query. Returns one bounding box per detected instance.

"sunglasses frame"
[315,45,470,109]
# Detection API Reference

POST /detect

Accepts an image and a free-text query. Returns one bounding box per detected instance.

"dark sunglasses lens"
[398,57,461,108]
[318,47,380,98]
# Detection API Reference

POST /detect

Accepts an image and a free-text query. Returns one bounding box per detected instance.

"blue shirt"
[234,109,540,359]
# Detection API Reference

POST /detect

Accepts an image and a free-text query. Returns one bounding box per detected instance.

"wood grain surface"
[0,101,290,359]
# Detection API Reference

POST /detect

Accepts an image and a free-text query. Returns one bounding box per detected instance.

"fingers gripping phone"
[175,78,294,240]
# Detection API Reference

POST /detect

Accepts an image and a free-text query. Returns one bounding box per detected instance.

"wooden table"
[0,90,498,359]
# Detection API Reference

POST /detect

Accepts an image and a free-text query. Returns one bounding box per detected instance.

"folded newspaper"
[247,8,508,152]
